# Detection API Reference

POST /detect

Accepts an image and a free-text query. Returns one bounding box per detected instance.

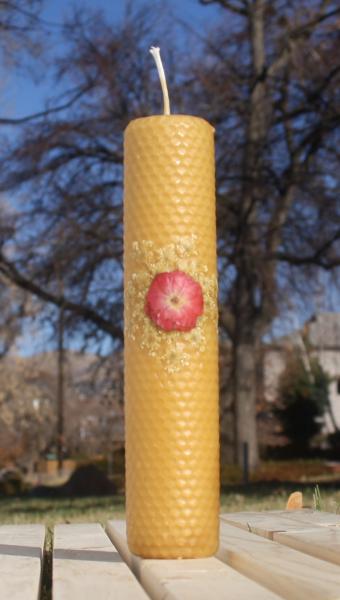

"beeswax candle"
[124,50,219,559]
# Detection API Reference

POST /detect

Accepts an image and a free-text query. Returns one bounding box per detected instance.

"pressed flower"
[145,270,204,332]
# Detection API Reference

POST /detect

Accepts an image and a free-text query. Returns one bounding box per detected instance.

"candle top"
[150,47,170,116]
[125,114,215,135]
[125,47,214,134]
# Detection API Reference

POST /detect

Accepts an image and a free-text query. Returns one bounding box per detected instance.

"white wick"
[149,46,171,116]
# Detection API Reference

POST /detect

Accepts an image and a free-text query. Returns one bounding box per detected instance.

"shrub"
[0,468,24,496]
[275,356,330,456]
[328,431,340,458]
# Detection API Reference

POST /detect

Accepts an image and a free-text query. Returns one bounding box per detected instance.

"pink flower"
[145,270,204,332]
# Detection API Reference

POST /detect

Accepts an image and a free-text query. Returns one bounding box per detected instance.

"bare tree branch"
[200,0,248,16]
[0,255,123,340]
[0,85,93,126]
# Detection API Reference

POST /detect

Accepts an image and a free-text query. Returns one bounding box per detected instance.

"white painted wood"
[220,512,322,540]
[53,523,148,600]
[106,520,281,600]
[217,520,340,600]
[274,527,340,566]
[0,524,45,600]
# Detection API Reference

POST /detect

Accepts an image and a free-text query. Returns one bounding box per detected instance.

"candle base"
[127,533,219,559]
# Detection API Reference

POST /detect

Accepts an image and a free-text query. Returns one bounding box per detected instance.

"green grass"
[1,486,340,527]
[221,487,340,513]
[0,495,125,526]
[313,484,323,511]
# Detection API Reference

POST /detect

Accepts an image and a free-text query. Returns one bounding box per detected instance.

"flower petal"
[145,270,204,332]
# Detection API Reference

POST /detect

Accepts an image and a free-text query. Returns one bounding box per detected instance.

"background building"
[263,313,340,433]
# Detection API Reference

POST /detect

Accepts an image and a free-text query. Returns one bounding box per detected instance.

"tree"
[0,0,46,355]
[197,0,340,467]
[0,355,56,469]
[0,0,44,67]
[0,203,35,355]
[0,350,124,469]
[0,7,180,350]
[0,2,339,470]
[275,355,329,454]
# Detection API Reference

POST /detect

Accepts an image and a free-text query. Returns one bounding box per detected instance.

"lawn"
[1,460,339,525]
[0,495,125,526]
[1,484,339,600]
[1,484,339,526]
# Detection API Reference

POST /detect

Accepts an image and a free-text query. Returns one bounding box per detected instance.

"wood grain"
[274,510,340,528]
[106,520,281,600]
[0,524,45,600]
[217,520,340,600]
[53,523,148,600]
[220,512,321,540]
[274,527,340,566]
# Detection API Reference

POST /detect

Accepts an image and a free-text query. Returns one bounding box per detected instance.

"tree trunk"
[220,390,236,464]
[229,0,267,471]
[57,302,65,474]
[234,341,259,470]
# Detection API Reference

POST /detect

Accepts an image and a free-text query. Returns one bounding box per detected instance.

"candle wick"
[149,46,171,116]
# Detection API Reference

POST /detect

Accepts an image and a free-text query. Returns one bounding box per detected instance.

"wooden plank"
[274,510,340,528]
[53,523,149,600]
[220,512,322,540]
[274,527,340,567]
[0,524,45,600]
[106,520,281,600]
[248,509,340,527]
[217,520,340,600]
[221,511,340,568]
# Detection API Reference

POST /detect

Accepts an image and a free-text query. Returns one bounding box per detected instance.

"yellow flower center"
[167,293,186,310]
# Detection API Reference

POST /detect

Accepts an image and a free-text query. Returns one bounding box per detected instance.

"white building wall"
[263,345,340,434]
[263,349,287,404]
[312,349,340,432]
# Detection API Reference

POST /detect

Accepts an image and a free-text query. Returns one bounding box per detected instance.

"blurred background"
[0,0,339,504]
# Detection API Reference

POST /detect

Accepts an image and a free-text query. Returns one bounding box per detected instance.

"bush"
[275,356,330,456]
[0,468,24,496]
[32,463,117,497]
[328,431,340,458]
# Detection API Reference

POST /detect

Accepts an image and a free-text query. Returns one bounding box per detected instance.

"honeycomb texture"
[124,115,220,558]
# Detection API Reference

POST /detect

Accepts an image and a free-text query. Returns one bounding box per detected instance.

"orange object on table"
[124,114,219,558]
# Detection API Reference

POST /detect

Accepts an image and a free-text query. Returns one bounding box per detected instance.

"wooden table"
[1,510,340,599]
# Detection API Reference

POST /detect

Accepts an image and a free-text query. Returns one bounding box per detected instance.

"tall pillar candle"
[124,114,219,558]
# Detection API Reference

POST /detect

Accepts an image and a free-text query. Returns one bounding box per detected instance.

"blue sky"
[5,0,223,355]
[4,0,222,120]
[3,0,339,354]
